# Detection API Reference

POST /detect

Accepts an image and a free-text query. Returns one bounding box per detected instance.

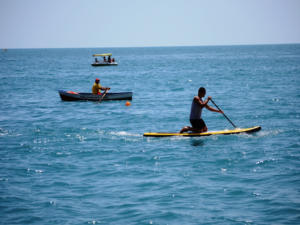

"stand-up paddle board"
[143,126,261,137]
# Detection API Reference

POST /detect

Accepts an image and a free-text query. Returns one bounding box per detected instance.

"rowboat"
[143,126,261,137]
[58,90,132,101]
[91,53,118,66]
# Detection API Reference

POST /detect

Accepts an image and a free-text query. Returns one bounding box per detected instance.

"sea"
[0,44,300,224]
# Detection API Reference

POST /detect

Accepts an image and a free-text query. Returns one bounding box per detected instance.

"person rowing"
[180,87,223,133]
[92,78,110,95]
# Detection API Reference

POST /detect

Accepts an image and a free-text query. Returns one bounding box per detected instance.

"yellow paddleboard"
[143,126,261,137]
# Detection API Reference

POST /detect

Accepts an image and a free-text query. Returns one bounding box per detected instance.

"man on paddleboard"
[180,87,223,133]
[92,78,110,95]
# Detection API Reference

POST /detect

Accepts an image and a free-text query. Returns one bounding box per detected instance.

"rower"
[180,87,223,133]
[92,78,110,95]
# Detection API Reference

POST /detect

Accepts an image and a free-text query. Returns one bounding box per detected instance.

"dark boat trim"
[91,63,118,66]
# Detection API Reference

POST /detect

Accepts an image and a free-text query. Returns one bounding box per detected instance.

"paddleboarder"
[180,87,223,133]
[92,78,110,95]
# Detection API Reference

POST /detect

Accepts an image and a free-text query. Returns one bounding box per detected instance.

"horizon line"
[2,42,300,50]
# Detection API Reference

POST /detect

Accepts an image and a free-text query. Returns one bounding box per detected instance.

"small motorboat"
[91,53,118,66]
[58,90,132,101]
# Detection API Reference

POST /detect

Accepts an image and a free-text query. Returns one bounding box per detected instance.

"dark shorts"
[190,119,206,130]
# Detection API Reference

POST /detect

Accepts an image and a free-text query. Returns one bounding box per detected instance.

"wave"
[0,127,22,137]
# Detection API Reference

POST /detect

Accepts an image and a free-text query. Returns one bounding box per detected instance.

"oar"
[210,98,237,128]
[99,89,108,103]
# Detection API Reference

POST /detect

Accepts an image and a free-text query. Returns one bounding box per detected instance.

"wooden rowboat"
[58,90,132,101]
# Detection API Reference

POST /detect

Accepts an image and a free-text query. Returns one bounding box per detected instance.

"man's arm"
[100,87,111,91]
[205,104,223,113]
[194,96,211,107]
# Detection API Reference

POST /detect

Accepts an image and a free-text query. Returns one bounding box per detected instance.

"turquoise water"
[1,45,300,224]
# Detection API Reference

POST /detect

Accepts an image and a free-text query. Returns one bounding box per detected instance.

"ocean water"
[0,44,300,224]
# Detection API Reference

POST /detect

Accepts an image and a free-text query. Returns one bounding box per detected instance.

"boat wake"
[255,129,282,137]
[109,131,142,137]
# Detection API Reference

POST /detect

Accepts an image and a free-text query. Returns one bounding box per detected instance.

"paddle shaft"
[210,99,237,128]
[99,89,108,103]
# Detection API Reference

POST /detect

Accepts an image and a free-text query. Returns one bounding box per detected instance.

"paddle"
[210,98,237,128]
[99,89,108,103]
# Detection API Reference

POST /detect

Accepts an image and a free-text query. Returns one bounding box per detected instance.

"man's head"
[95,78,100,84]
[198,87,206,97]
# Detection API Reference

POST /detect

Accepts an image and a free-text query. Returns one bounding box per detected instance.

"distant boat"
[91,53,118,66]
[2,48,7,52]
[58,90,132,101]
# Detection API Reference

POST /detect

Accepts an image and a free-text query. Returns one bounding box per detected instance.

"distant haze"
[1,0,300,48]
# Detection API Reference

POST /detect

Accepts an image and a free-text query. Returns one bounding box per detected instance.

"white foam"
[109,131,142,137]
[0,128,8,136]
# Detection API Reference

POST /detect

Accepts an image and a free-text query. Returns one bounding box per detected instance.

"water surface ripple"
[0,45,300,224]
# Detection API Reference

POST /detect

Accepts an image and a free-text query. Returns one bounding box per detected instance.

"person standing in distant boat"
[92,78,110,95]
[108,55,111,63]
[180,87,223,133]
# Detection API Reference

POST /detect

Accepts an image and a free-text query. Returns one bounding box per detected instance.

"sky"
[0,0,300,48]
